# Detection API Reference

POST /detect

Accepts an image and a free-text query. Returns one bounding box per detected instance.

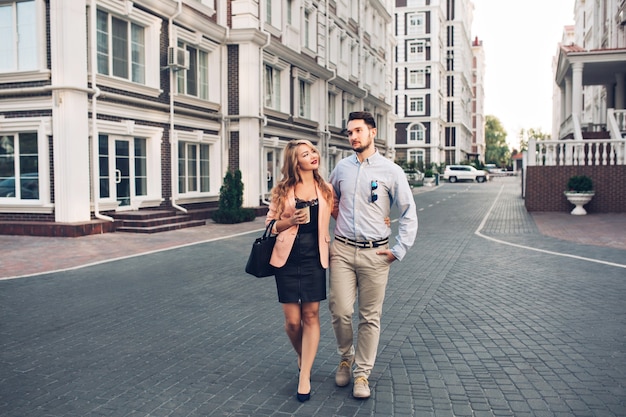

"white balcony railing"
[527,137,626,166]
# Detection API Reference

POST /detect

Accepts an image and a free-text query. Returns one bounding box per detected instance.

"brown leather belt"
[335,236,389,249]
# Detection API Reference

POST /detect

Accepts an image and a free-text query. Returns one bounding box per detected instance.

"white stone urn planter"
[423,177,435,186]
[564,191,595,215]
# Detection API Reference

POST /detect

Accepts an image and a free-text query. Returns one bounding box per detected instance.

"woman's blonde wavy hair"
[271,139,334,217]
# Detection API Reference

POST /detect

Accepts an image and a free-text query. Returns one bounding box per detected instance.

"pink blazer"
[265,184,332,269]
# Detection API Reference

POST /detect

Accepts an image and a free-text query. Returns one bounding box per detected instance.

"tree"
[517,127,550,153]
[485,115,510,168]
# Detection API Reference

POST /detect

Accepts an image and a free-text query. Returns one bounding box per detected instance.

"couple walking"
[265,111,418,402]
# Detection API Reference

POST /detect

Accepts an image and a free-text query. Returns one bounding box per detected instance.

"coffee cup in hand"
[295,201,311,224]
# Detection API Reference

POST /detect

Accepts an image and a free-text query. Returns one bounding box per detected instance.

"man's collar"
[354,149,380,164]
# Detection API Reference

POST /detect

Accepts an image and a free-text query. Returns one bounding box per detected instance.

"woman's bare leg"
[298,301,320,394]
[282,303,303,369]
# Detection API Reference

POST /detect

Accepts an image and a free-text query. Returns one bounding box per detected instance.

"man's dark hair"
[348,111,376,129]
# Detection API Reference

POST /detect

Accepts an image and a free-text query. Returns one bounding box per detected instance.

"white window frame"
[263,53,289,113]
[407,40,425,62]
[350,42,358,78]
[408,68,426,88]
[262,140,284,200]
[298,78,311,119]
[264,64,281,110]
[94,0,161,96]
[174,27,220,104]
[407,13,425,36]
[0,117,51,210]
[265,0,282,33]
[173,130,220,200]
[95,120,163,210]
[408,123,426,142]
[0,0,47,83]
[408,149,425,165]
[328,91,338,127]
[302,5,317,53]
[293,68,318,120]
[408,96,425,115]
[328,24,339,66]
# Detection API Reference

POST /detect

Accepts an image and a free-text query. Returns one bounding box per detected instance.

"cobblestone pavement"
[0,176,625,416]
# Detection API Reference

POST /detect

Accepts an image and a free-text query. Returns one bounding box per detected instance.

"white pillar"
[50,0,91,222]
[238,42,262,207]
[571,62,584,120]
[565,76,572,117]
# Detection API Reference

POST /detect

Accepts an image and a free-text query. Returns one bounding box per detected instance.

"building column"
[238,41,263,207]
[571,62,584,121]
[50,0,91,222]
[564,76,572,117]
[560,85,567,123]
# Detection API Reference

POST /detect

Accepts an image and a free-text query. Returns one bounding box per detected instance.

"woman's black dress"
[274,198,326,303]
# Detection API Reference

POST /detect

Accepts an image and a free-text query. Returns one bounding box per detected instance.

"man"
[329,111,418,399]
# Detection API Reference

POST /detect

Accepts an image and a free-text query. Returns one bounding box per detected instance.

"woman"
[266,140,333,402]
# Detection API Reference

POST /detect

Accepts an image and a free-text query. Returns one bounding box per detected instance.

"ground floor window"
[0,132,39,200]
[408,149,424,167]
[178,141,210,194]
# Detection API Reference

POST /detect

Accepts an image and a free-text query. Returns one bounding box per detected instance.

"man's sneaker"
[335,360,352,387]
[353,376,371,399]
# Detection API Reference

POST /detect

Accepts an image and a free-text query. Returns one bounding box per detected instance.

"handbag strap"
[263,219,277,238]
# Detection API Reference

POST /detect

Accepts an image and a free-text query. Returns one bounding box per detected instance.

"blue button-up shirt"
[329,150,418,261]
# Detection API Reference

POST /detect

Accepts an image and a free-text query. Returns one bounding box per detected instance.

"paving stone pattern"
[0,178,624,416]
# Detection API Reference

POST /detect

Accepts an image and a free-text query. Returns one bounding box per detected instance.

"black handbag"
[245,220,277,278]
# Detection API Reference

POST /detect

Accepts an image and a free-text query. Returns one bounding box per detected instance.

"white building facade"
[553,0,626,141]
[0,0,395,235]
[393,0,481,171]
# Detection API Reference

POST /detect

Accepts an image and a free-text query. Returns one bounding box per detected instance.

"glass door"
[263,147,281,201]
[115,139,131,207]
[98,135,147,209]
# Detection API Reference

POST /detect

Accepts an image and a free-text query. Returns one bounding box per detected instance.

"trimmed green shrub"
[212,169,256,224]
[566,175,593,192]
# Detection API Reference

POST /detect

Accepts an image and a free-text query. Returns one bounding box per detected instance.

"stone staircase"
[112,210,206,233]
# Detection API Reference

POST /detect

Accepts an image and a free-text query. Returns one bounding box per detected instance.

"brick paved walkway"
[0,177,624,416]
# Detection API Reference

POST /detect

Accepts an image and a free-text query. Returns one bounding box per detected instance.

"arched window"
[408,123,425,142]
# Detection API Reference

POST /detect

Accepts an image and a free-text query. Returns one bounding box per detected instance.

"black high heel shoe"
[296,391,311,402]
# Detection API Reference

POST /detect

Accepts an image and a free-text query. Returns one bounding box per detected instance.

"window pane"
[96,10,109,75]
[187,144,197,192]
[134,138,147,196]
[111,17,128,79]
[0,136,15,190]
[0,5,15,72]
[16,0,36,70]
[187,46,198,96]
[178,142,186,193]
[131,23,145,83]
[200,144,210,192]
[98,135,109,198]
[199,50,209,100]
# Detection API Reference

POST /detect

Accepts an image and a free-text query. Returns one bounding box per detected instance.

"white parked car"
[443,165,489,183]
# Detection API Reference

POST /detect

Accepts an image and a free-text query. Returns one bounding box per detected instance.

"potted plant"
[564,175,594,215]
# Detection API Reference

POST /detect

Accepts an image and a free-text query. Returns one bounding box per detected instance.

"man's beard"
[352,136,371,153]
[352,144,368,153]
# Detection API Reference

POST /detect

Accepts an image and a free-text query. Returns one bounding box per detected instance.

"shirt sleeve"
[390,166,418,261]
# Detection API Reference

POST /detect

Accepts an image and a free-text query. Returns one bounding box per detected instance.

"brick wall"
[525,166,626,213]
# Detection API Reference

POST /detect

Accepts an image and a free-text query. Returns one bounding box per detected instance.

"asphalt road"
[1,178,625,416]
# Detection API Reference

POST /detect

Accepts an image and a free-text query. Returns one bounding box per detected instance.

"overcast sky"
[471,0,575,148]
